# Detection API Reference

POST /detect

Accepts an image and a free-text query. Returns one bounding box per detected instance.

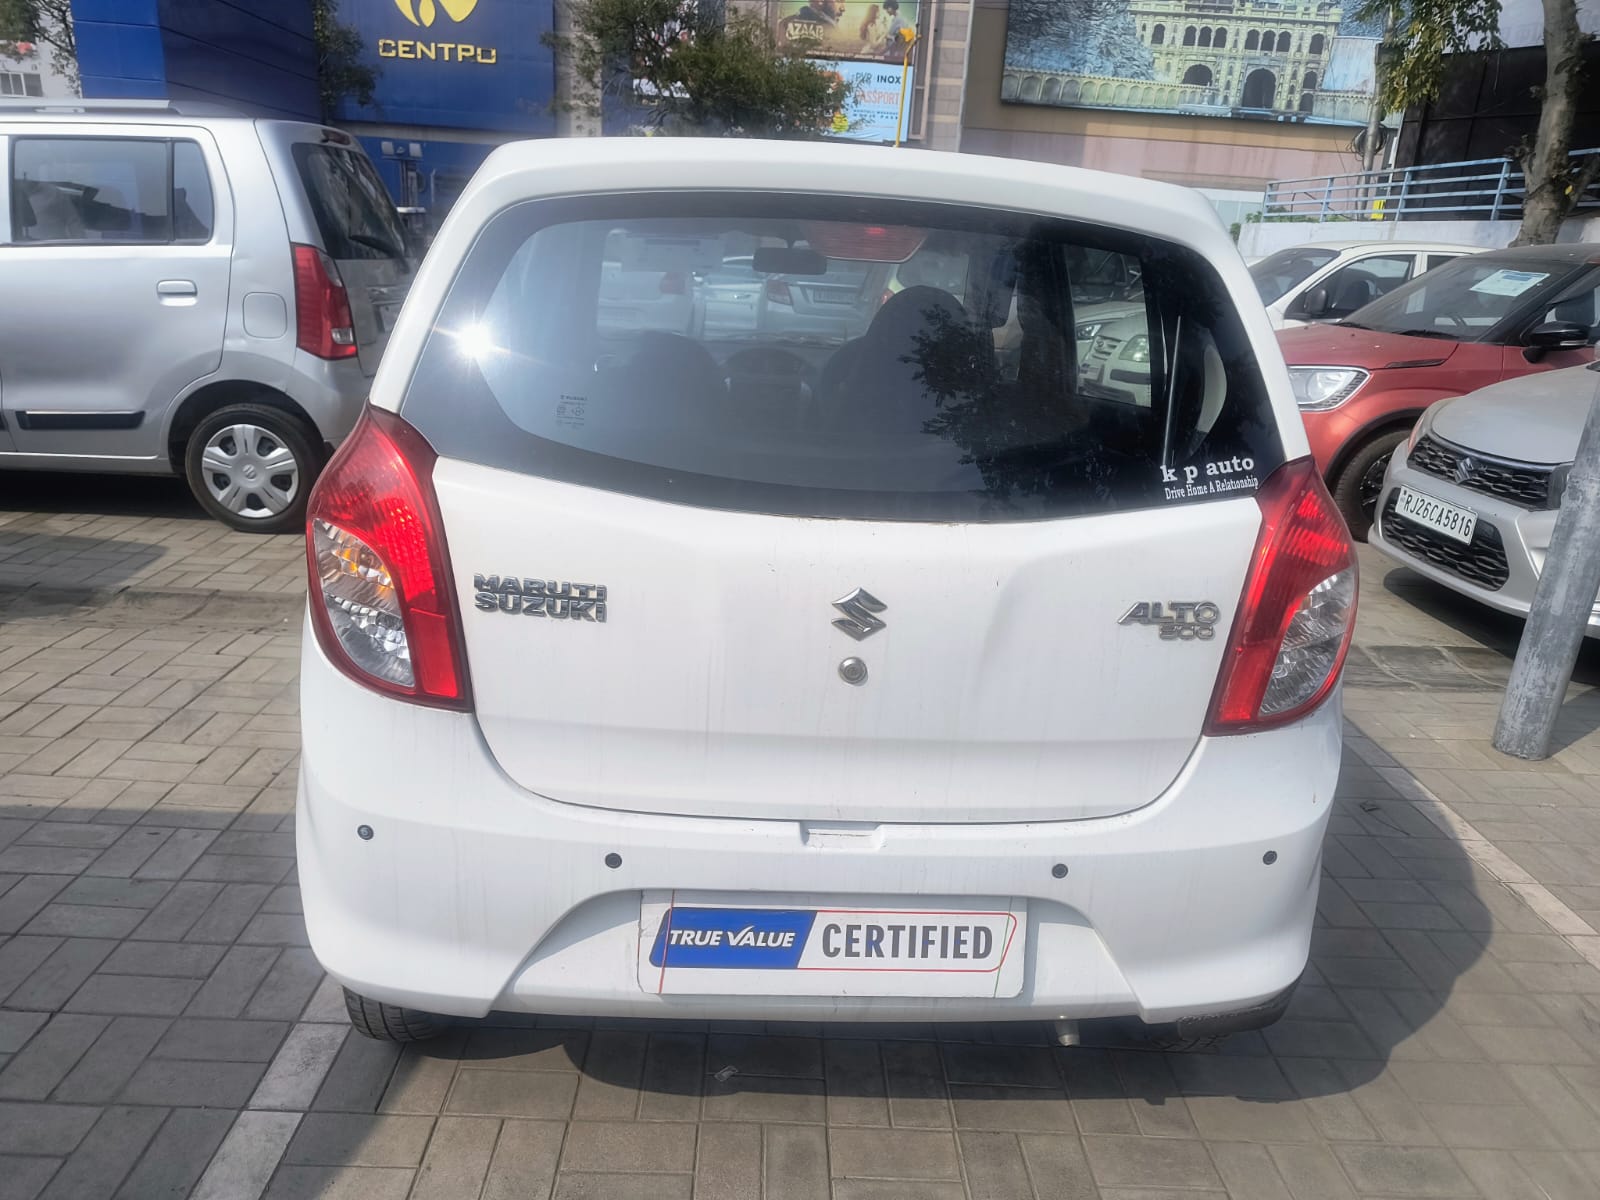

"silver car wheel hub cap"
[201,423,299,518]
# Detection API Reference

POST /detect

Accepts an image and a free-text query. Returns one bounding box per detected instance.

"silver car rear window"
[400,193,1284,521]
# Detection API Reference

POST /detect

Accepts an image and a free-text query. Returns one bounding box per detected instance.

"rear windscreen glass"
[401,194,1284,521]
[292,144,407,262]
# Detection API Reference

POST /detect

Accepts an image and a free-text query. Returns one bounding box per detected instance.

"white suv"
[297,140,1356,1045]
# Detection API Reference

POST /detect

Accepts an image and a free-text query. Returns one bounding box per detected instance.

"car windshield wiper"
[1392,328,1457,339]
[1337,320,1371,330]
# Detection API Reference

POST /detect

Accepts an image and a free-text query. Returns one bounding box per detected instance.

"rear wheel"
[343,988,444,1042]
[1331,429,1407,542]
[184,403,321,534]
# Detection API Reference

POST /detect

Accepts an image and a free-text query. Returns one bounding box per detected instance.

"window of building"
[1151,23,1164,43]
[1214,28,1227,48]
[1183,64,1214,86]
[1245,30,1259,49]
[0,70,44,97]
[1276,31,1292,51]
[1309,33,1325,54]
[1199,27,1213,46]
[1303,70,1317,89]
[1183,25,1197,45]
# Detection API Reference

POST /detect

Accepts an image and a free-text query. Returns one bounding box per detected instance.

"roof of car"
[0,99,328,132]
[462,138,1231,256]
[1475,242,1600,264]
[1266,239,1482,254]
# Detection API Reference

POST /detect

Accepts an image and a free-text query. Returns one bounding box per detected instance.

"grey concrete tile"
[461,1027,587,1072]
[1209,1142,1292,1200]
[0,1014,111,1101]
[244,949,324,1020]
[636,1033,703,1123]
[111,1107,236,1200]
[0,1100,102,1155]
[830,1183,964,1200]
[118,1058,264,1108]
[704,1034,820,1080]
[1185,1094,1318,1144]
[552,1172,693,1200]
[823,1036,889,1128]
[52,1017,171,1105]
[1332,1144,1475,1197]
[1266,1144,1358,1200]
[150,1018,289,1063]
[692,1122,759,1200]
[1082,1134,1222,1190]
[36,1104,168,1200]
[830,1127,959,1180]
[573,1030,646,1121]
[182,945,280,1018]
[948,1084,1076,1133]
[261,1165,414,1200]
[312,1032,401,1113]
[1452,1148,1561,1200]
[0,1155,61,1200]
[252,1022,349,1112]
[881,1041,950,1130]
[4,937,116,1010]
[702,1077,824,1124]
[955,1130,1031,1200]
[409,1116,498,1200]
[481,1119,564,1200]
[763,1124,827,1200]
[940,1043,1060,1090]
[65,974,201,1017]
[446,1068,579,1119]
[561,1120,699,1174]
[0,1011,47,1054]
[283,1113,433,1168]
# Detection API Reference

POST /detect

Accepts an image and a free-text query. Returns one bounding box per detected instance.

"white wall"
[1237,216,1600,257]
[0,42,76,100]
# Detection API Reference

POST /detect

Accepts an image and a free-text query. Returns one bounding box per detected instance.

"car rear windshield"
[400,193,1285,522]
[1344,255,1581,340]
[291,144,408,262]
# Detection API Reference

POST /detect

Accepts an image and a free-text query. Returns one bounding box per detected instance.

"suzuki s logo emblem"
[395,0,478,26]
[832,588,887,641]
[1453,456,1478,484]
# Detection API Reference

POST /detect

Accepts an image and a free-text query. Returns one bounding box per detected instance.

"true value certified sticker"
[637,892,1026,998]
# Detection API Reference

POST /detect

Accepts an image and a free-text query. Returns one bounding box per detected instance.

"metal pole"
[1490,158,1511,220]
[894,33,915,147]
[1493,375,1600,760]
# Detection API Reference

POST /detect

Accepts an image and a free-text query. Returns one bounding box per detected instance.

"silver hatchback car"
[1372,361,1600,635]
[0,99,411,531]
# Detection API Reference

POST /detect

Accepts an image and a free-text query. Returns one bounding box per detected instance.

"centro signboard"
[335,0,556,134]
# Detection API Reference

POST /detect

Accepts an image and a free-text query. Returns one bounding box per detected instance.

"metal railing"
[1261,148,1600,222]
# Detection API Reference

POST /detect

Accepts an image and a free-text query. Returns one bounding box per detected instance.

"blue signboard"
[334,0,556,135]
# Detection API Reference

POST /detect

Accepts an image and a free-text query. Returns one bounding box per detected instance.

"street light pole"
[1493,369,1600,760]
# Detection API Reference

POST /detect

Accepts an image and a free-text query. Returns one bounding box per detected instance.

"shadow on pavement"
[0,530,168,602]
[0,469,205,521]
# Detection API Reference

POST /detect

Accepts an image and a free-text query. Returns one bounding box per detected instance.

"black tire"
[183,402,322,534]
[1331,429,1407,542]
[343,987,444,1042]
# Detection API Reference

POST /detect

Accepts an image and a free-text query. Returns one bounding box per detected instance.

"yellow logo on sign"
[394,0,479,26]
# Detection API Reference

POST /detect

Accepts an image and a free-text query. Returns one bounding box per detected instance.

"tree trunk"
[1512,0,1595,245]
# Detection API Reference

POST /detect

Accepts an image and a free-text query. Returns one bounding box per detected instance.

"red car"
[1278,243,1600,536]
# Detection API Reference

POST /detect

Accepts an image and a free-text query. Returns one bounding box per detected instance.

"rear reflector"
[305,408,470,710]
[1206,458,1356,734]
[765,279,794,306]
[293,244,358,360]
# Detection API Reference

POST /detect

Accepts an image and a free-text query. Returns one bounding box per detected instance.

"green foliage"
[0,0,77,89]
[314,0,380,120]
[548,0,856,137]
[1356,0,1501,113]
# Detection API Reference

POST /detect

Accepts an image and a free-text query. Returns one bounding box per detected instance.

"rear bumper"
[297,621,1341,1024]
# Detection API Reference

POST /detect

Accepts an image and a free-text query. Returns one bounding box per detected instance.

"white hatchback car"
[297,140,1356,1046]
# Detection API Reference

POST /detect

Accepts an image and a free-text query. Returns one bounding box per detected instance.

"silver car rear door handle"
[157,280,198,297]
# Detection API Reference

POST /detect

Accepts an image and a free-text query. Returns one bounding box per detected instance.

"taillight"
[766,279,794,305]
[659,272,687,295]
[1206,458,1356,734]
[293,244,358,360]
[305,408,470,710]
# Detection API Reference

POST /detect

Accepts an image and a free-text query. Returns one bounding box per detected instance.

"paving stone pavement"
[4,481,1600,1199]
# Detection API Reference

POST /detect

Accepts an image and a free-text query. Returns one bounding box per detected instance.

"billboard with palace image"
[1001,0,1379,125]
